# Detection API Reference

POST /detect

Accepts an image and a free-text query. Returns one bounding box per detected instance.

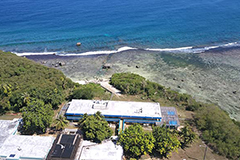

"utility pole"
[203,145,208,160]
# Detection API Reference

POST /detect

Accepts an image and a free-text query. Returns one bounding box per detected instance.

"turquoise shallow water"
[0,0,240,54]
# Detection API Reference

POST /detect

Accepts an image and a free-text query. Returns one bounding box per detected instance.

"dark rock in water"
[173,78,177,80]
[233,91,237,94]
[102,63,111,69]
[59,61,66,66]
[127,65,131,67]
[178,85,181,88]
[199,86,202,88]
[181,79,184,82]
[136,65,140,68]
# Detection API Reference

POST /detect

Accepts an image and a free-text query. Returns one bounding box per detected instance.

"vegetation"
[111,72,240,159]
[195,106,240,159]
[110,72,200,111]
[152,126,180,158]
[21,99,53,134]
[78,111,112,143]
[119,124,155,158]
[54,115,69,131]
[0,51,75,114]
[179,125,196,148]
[119,124,195,159]
[70,83,106,100]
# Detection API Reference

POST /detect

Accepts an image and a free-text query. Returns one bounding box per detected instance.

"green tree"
[72,87,94,99]
[118,124,155,158]
[21,99,54,134]
[70,83,105,100]
[55,115,69,130]
[110,73,147,95]
[152,126,180,158]
[78,111,112,143]
[179,125,196,148]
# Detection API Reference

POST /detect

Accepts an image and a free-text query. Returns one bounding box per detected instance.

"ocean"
[0,0,240,55]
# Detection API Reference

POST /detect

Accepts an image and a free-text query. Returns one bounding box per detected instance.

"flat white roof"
[66,100,161,118]
[79,140,123,160]
[0,135,55,159]
[0,119,19,148]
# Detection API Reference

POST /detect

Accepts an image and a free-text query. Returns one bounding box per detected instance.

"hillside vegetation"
[110,72,201,111]
[0,51,75,113]
[110,72,240,159]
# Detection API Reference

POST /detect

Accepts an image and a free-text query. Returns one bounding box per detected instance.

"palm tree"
[78,113,88,128]
[21,92,31,105]
[180,125,196,148]
[55,115,69,130]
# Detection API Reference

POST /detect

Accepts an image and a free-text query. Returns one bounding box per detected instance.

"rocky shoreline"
[27,47,240,120]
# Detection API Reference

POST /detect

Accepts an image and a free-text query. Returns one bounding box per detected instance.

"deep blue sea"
[0,0,240,54]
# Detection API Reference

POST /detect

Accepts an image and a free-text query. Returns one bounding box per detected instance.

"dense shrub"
[110,73,146,95]
[70,83,105,100]
[110,72,201,111]
[195,106,240,159]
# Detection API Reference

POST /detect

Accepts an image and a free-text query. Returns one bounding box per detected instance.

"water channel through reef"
[28,47,240,121]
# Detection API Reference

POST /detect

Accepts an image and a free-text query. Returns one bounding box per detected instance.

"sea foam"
[14,42,240,57]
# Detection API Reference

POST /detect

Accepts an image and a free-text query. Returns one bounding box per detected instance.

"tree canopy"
[70,83,105,100]
[78,111,112,143]
[179,125,196,148]
[152,126,181,158]
[55,115,69,131]
[119,124,155,158]
[110,72,201,111]
[0,51,75,114]
[21,99,54,134]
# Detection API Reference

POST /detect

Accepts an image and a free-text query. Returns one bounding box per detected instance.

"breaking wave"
[14,42,240,57]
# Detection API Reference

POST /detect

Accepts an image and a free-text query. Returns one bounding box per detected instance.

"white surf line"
[13,52,57,56]
[58,46,137,56]
[145,46,193,52]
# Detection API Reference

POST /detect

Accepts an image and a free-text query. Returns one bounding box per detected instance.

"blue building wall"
[66,113,161,124]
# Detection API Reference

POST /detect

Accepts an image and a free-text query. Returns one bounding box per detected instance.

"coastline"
[25,46,240,121]
[12,41,240,58]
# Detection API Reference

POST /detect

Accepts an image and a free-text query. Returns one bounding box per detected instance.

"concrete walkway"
[99,81,121,96]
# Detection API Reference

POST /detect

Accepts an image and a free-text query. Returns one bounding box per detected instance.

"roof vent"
[92,101,108,110]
